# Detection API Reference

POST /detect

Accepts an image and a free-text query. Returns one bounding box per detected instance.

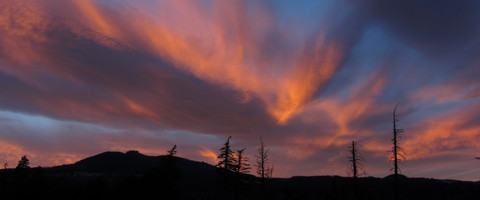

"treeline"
[215,136,273,179]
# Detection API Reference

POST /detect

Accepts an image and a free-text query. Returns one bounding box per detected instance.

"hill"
[49,150,218,176]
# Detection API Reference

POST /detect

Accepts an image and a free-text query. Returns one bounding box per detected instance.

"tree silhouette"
[164,144,179,199]
[217,136,236,173]
[391,104,405,176]
[235,148,250,174]
[216,136,237,199]
[166,144,177,169]
[391,104,405,200]
[16,156,30,169]
[255,137,272,180]
[14,156,30,182]
[255,137,273,200]
[167,144,177,157]
[347,141,366,178]
[233,148,251,200]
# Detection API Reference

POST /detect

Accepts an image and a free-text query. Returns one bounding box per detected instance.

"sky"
[1,0,480,181]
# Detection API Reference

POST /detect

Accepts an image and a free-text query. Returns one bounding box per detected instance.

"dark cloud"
[363,0,480,56]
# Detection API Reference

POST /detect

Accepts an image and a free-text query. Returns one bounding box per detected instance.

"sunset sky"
[1,0,480,180]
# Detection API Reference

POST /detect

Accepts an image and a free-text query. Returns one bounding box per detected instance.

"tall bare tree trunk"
[391,104,405,200]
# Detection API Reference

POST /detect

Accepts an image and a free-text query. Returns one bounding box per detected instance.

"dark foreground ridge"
[1,151,479,200]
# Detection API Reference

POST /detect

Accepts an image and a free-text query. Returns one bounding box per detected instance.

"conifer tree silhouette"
[347,141,366,178]
[14,156,30,182]
[235,148,250,174]
[217,136,237,200]
[16,156,29,169]
[217,136,236,173]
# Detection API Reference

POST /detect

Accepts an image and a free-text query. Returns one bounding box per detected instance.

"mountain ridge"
[49,150,219,177]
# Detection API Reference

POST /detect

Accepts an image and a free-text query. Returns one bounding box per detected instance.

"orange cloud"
[0,0,49,81]
[0,140,85,168]
[403,104,480,160]
[363,140,390,154]
[300,69,388,137]
[72,0,119,39]
[0,1,47,42]
[0,140,33,166]
[199,146,218,164]
[412,83,478,104]
[123,97,158,119]
[54,0,343,125]
[279,70,391,161]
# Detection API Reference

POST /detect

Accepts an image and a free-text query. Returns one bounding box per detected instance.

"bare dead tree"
[391,104,406,177]
[256,137,270,180]
[391,104,406,200]
[347,141,366,178]
[255,137,273,200]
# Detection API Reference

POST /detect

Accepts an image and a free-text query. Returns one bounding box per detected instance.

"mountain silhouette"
[50,150,219,178]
